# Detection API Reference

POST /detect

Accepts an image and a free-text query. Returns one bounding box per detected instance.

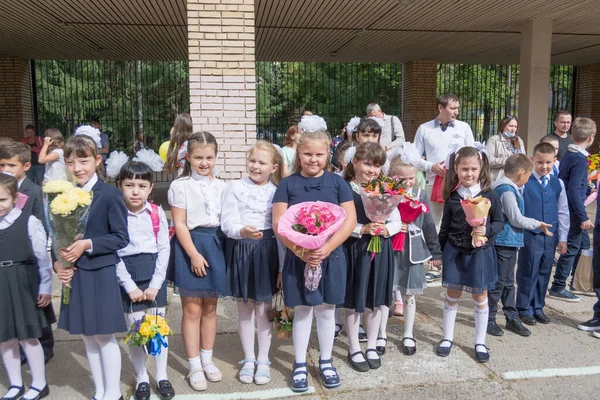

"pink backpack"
[149,203,161,243]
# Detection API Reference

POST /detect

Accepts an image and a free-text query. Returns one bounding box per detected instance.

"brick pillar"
[401,61,437,142]
[187,0,256,180]
[0,57,34,140]
[575,64,600,155]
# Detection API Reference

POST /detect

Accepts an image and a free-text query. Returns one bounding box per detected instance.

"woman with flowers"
[53,133,129,400]
[272,130,357,392]
[341,142,400,372]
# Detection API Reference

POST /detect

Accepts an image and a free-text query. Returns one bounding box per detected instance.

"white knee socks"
[378,305,389,339]
[291,306,313,381]
[126,312,149,386]
[404,295,416,339]
[345,310,363,362]
[254,302,273,367]
[440,294,460,348]
[474,298,489,353]
[1,339,23,398]
[363,308,381,359]
[82,334,122,400]
[237,301,256,362]
[21,339,47,399]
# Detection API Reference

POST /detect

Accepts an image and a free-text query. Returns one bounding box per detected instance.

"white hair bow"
[298,115,327,133]
[444,141,487,168]
[74,125,102,148]
[346,117,361,135]
[133,149,165,172]
[272,143,284,156]
[105,151,129,178]
[382,142,427,175]
[368,116,385,130]
[343,145,357,165]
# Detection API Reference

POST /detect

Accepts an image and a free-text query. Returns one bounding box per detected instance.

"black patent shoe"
[2,386,24,400]
[365,348,381,369]
[402,337,417,356]
[475,344,490,363]
[436,339,453,357]
[521,315,537,326]
[375,337,387,355]
[506,319,531,337]
[347,351,369,372]
[135,382,151,400]
[157,380,176,399]
[23,385,49,400]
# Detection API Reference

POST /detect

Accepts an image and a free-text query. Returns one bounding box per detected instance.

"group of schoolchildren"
[1,110,600,400]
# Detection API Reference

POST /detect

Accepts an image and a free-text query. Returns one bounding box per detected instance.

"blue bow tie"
[305,182,322,191]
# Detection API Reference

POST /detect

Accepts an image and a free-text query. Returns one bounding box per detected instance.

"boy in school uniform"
[516,143,569,325]
[549,118,596,303]
[488,154,553,337]
[0,141,55,363]
[540,135,560,176]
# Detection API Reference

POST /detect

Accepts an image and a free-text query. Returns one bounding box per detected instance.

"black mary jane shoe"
[23,385,49,400]
[347,350,369,372]
[375,337,387,355]
[2,385,25,400]
[365,348,381,369]
[436,339,453,357]
[135,382,151,400]
[402,337,417,356]
[474,344,490,363]
[157,380,176,399]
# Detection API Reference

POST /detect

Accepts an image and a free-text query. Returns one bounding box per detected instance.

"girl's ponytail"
[442,152,459,201]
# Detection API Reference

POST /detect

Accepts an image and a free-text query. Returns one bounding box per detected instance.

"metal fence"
[256,62,403,144]
[34,60,189,155]
[437,64,574,142]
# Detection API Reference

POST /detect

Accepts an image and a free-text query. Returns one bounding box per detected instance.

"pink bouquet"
[277,201,347,291]
[360,176,406,258]
[392,193,430,251]
[460,196,492,247]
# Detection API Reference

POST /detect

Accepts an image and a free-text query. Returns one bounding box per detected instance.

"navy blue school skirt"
[342,235,394,312]
[282,246,347,307]
[442,242,498,294]
[58,265,127,335]
[120,253,168,313]
[226,229,279,303]
[173,227,226,298]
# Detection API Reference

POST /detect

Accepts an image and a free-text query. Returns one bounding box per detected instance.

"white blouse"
[221,177,277,240]
[349,181,402,238]
[116,202,170,294]
[0,208,52,295]
[44,149,68,182]
[167,171,227,229]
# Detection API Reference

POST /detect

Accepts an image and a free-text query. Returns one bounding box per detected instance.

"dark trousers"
[551,215,584,292]
[489,246,519,322]
[592,229,600,319]
[517,232,557,317]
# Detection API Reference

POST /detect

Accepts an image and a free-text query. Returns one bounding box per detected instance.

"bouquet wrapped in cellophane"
[460,196,492,248]
[360,176,406,257]
[391,191,429,251]
[124,313,173,356]
[277,201,346,291]
[43,180,93,305]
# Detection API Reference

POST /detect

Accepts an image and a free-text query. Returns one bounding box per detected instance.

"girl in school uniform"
[342,142,400,372]
[164,113,193,176]
[38,129,67,182]
[54,134,129,400]
[437,146,504,363]
[379,155,442,357]
[221,141,283,385]
[115,161,174,400]
[0,174,52,400]
[168,132,227,391]
[272,130,357,392]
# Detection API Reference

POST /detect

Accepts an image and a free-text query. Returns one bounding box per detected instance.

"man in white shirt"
[366,103,405,151]
[414,93,475,230]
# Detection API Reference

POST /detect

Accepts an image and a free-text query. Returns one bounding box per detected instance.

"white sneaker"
[593,331,600,339]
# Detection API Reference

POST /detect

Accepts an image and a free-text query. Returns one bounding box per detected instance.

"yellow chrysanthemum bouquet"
[587,154,600,181]
[124,312,173,356]
[43,180,93,304]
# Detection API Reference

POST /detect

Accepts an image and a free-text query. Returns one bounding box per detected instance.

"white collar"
[17,177,25,188]
[127,201,153,216]
[457,183,481,199]
[0,207,21,225]
[241,176,272,189]
[191,170,213,184]
[532,170,550,182]
[81,173,98,192]
[567,143,589,157]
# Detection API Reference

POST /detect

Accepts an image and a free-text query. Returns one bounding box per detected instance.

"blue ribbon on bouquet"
[148,333,168,356]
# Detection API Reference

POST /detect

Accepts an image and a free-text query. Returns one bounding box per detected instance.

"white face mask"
[504,131,515,138]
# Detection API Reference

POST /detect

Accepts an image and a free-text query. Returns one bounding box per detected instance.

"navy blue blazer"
[19,177,45,230]
[75,179,129,271]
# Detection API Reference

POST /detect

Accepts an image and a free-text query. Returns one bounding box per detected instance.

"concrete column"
[517,18,553,153]
[0,57,34,140]
[401,61,437,142]
[187,0,256,180]
[575,64,600,154]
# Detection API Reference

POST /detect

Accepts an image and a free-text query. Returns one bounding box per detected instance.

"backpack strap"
[149,202,161,244]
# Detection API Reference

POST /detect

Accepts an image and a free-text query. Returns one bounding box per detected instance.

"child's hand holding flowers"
[59,239,91,263]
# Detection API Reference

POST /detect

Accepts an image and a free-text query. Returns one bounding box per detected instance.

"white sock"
[237,300,256,366]
[255,302,272,373]
[149,307,169,382]
[474,299,489,354]
[395,291,404,304]
[378,305,389,341]
[126,312,149,386]
[82,335,105,400]
[188,355,205,382]
[314,304,336,376]
[345,310,364,362]
[441,297,459,348]
[201,349,220,374]
[1,339,23,398]
[404,295,416,339]
[292,306,313,381]
[95,334,122,399]
[21,339,47,400]
[364,308,381,360]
